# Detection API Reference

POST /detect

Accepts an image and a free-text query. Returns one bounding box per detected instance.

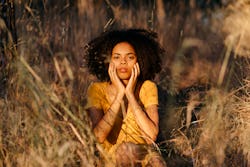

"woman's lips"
[118,68,128,73]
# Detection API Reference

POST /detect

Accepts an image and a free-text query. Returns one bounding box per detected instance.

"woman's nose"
[120,57,127,64]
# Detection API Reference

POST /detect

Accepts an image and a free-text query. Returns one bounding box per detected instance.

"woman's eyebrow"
[112,53,121,55]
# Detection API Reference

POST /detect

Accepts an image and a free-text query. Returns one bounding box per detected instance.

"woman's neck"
[122,79,129,86]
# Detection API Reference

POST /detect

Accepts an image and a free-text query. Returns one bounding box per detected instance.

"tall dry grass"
[0,0,250,166]
[162,1,250,166]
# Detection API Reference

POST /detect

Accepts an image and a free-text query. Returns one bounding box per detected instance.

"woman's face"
[111,42,137,80]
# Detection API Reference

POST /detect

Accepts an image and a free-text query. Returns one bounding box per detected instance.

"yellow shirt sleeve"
[85,83,104,109]
[139,80,158,108]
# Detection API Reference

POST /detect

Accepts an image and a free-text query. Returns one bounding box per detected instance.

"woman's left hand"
[126,63,140,96]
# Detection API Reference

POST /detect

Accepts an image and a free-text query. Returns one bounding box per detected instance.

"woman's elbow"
[96,136,105,143]
[146,135,157,144]
[93,129,106,143]
[153,125,160,140]
[151,132,158,142]
[147,126,159,143]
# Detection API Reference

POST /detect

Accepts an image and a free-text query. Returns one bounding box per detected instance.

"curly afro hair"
[85,28,165,82]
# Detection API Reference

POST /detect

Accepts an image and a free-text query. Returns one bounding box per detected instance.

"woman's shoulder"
[139,80,158,107]
[141,80,157,89]
[139,80,157,95]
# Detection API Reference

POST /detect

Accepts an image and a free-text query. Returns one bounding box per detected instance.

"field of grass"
[1,0,250,166]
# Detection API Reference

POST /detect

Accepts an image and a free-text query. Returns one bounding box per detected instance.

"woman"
[85,29,166,166]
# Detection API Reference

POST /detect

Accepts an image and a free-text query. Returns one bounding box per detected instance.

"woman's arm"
[87,62,125,143]
[126,94,159,143]
[125,63,159,143]
[87,93,123,143]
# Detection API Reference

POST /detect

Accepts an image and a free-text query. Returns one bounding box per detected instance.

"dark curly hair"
[85,28,164,82]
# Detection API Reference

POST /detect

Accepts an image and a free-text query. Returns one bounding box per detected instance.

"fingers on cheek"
[110,63,113,70]
[134,65,138,76]
[136,63,140,73]
[132,67,135,75]
[134,68,137,77]
[108,67,112,76]
[113,63,116,70]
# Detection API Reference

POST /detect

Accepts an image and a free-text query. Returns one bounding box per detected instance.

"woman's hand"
[126,63,140,97]
[108,62,125,97]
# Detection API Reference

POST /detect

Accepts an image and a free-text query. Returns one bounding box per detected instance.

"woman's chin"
[118,74,131,80]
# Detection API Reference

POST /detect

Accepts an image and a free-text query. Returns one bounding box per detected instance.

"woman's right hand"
[108,62,125,98]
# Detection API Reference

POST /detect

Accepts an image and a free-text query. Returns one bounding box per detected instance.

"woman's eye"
[112,55,119,59]
[128,56,135,59]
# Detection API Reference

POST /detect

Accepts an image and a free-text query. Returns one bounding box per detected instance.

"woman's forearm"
[94,94,124,143]
[126,93,159,142]
[133,105,159,143]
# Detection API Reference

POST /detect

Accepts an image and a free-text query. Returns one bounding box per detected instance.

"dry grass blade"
[223,0,250,58]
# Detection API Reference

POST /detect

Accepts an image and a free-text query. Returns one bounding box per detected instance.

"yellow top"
[86,80,158,152]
